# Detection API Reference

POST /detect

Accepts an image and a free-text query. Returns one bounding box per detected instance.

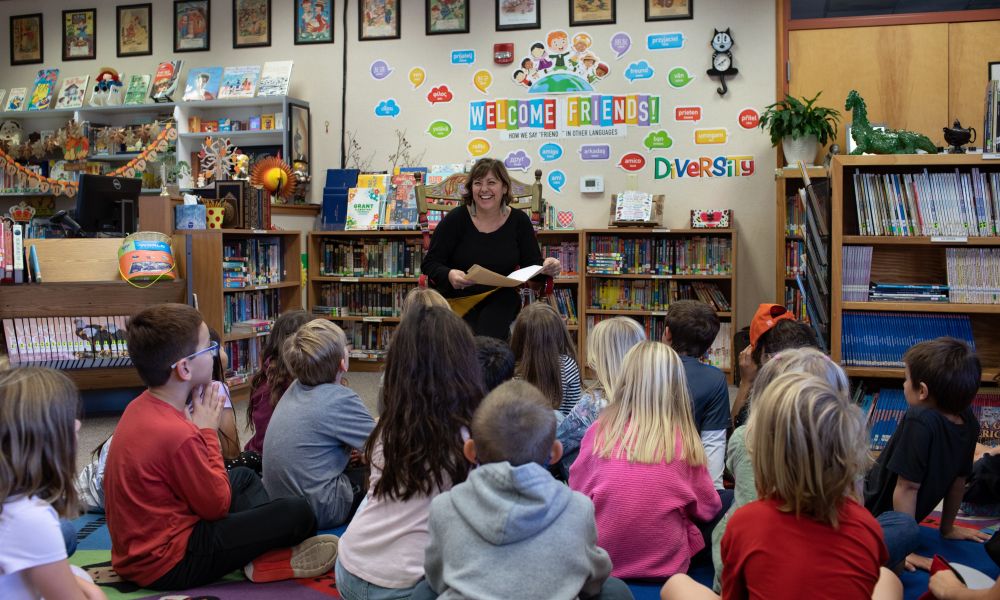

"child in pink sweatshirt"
[570,341,721,579]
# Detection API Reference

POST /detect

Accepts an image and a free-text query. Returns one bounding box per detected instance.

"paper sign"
[625,61,654,83]
[579,144,611,160]
[695,128,728,144]
[473,70,493,94]
[375,99,400,118]
[408,67,426,88]
[451,50,476,65]
[618,152,646,171]
[370,60,393,80]
[467,264,543,287]
[738,108,760,129]
[667,67,694,88]
[643,130,673,151]
[504,150,531,171]
[675,106,702,122]
[647,33,685,50]
[539,142,564,162]
[467,138,491,157]
[610,32,632,59]
[427,85,454,104]
[427,120,453,138]
[548,170,566,192]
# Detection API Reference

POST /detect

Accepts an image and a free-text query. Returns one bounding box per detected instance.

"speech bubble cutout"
[467,138,491,157]
[618,152,646,172]
[451,50,475,65]
[667,67,695,88]
[408,67,426,89]
[504,150,532,172]
[370,60,393,80]
[579,144,611,161]
[473,70,493,94]
[427,120,453,139]
[426,85,454,104]
[647,33,685,50]
[610,32,632,59]
[694,128,729,144]
[548,170,566,193]
[643,130,674,151]
[374,99,401,118]
[624,60,654,83]
[539,142,564,162]
[675,106,702,122]
[738,108,760,129]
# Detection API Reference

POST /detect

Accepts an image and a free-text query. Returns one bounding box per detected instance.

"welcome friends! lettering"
[469,94,661,131]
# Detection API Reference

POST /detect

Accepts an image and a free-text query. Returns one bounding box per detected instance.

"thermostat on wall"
[580,175,604,193]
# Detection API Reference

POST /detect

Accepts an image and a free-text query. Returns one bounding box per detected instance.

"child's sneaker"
[244,534,339,583]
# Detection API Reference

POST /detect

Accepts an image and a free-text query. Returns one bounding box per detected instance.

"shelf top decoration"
[845,90,938,155]
[250,156,295,200]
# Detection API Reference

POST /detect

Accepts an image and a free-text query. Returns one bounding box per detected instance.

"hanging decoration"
[198,137,240,185]
[250,156,296,200]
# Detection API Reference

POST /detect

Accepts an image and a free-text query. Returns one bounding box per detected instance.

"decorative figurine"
[943,119,976,154]
[706,29,738,96]
[845,90,938,155]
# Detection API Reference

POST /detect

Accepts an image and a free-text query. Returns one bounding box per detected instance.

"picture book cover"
[27,68,59,111]
[218,65,261,99]
[124,74,151,105]
[183,66,223,101]
[345,187,383,231]
[150,60,183,102]
[257,60,293,96]
[5,88,26,111]
[384,173,419,230]
[55,75,89,109]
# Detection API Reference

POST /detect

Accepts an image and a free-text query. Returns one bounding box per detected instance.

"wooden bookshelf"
[774,166,828,319]
[830,154,1000,382]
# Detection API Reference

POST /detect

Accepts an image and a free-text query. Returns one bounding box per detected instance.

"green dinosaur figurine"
[845,90,938,155]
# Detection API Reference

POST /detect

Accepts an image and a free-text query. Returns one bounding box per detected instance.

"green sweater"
[711,424,757,593]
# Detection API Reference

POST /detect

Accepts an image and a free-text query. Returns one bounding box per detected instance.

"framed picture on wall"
[569,0,614,26]
[426,0,469,35]
[645,0,692,21]
[117,4,153,57]
[990,61,1000,82]
[294,0,333,44]
[10,14,43,66]
[496,0,540,31]
[175,0,210,52]
[359,0,400,41]
[289,102,311,166]
[62,9,96,62]
[233,0,271,48]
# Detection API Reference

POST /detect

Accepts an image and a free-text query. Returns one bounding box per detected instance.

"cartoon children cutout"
[531,42,552,72]
[570,32,592,66]
[547,30,571,70]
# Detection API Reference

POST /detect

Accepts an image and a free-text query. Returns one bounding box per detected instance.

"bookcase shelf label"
[362,316,383,323]
[931,236,968,243]
[341,277,360,282]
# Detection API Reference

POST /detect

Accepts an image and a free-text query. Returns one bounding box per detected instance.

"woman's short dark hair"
[461,158,514,208]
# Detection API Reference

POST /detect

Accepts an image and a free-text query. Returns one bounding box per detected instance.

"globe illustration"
[529,72,593,94]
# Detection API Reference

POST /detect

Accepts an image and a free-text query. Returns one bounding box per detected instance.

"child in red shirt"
[103,303,337,590]
[662,372,902,600]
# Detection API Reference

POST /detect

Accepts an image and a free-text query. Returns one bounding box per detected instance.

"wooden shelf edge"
[586,308,732,317]
[309,229,423,237]
[271,203,321,216]
[585,273,732,279]
[584,227,735,234]
[841,301,1000,314]
[846,366,999,383]
[63,367,145,390]
[312,314,403,323]
[311,276,419,283]
[843,235,1000,246]
[222,281,301,292]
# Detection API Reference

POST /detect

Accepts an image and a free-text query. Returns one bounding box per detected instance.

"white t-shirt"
[0,496,67,600]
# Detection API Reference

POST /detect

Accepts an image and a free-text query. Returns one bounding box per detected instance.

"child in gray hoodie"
[411,380,633,600]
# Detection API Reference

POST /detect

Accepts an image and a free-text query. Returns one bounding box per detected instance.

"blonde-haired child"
[263,319,376,529]
[663,372,900,600]
[0,367,106,599]
[569,341,721,579]
[401,287,450,318]
[556,316,645,478]
[510,302,581,416]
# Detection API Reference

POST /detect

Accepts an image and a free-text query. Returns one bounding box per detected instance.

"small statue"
[943,119,976,154]
[845,90,938,155]
[292,159,310,205]
[823,143,840,169]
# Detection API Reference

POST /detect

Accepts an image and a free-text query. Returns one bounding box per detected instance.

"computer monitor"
[74,174,141,237]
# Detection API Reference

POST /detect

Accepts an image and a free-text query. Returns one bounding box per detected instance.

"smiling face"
[471,170,508,215]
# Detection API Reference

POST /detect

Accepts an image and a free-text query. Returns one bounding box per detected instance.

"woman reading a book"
[421,158,560,340]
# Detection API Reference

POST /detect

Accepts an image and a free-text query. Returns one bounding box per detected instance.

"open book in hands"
[465,264,543,287]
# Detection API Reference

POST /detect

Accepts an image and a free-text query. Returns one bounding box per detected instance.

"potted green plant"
[759,91,840,167]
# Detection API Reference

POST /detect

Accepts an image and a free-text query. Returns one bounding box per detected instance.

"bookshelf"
[830,154,1000,383]
[175,229,302,391]
[581,228,738,381]
[775,166,827,313]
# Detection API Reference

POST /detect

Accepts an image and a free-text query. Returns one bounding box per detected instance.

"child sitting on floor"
[475,335,516,392]
[510,302,581,416]
[412,380,633,600]
[569,341,721,580]
[336,306,486,598]
[557,316,645,478]
[0,367,106,600]
[263,319,376,529]
[103,303,337,590]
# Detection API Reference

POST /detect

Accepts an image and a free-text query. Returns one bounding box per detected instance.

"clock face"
[713,53,732,71]
[712,32,733,52]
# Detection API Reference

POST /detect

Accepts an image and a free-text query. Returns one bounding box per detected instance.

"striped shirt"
[558,354,582,416]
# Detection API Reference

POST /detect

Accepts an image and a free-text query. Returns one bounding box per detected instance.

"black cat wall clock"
[707,28,738,96]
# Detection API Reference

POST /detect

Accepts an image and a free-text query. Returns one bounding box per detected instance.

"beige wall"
[0,0,778,327]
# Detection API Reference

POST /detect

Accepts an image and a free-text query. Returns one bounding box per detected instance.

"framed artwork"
[496,0,539,31]
[569,0,614,26]
[359,0,400,41]
[289,102,311,165]
[295,0,333,44]
[990,61,1000,82]
[10,14,43,66]
[62,9,96,62]
[233,0,271,48]
[215,180,246,228]
[117,4,152,57]
[426,0,469,35]
[174,0,210,52]
[645,0,692,21]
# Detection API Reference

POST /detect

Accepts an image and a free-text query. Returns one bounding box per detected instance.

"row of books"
[541,242,579,276]
[2,316,130,368]
[584,315,731,370]
[312,282,413,318]
[224,336,263,388]
[785,240,805,278]
[985,80,1000,154]
[0,220,26,284]
[341,321,397,361]
[867,283,948,303]
[851,169,1000,237]
[841,312,974,368]
[585,236,733,276]
[784,287,808,322]
[223,289,282,334]
[317,238,423,278]
[947,248,1000,304]
[840,245,874,301]
[222,237,284,286]
[516,291,579,325]
[785,193,806,236]
[344,172,421,231]
[588,279,731,312]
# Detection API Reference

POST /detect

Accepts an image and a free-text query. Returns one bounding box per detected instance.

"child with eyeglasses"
[103,303,338,590]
